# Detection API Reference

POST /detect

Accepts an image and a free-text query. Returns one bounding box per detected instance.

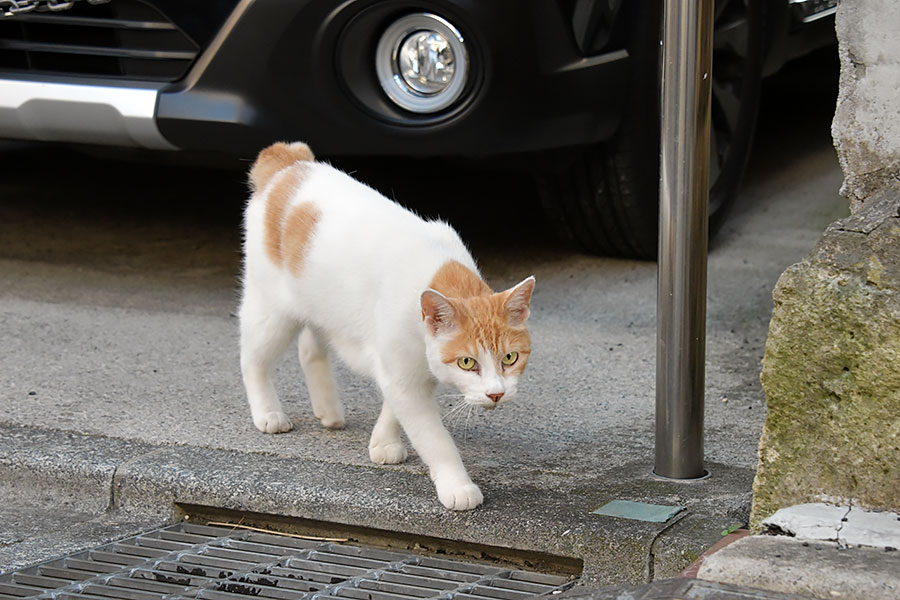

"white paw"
[254,411,293,434]
[313,406,345,430]
[319,415,345,430]
[369,442,408,465]
[435,479,483,511]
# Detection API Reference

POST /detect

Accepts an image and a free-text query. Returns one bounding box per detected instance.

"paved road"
[0,53,846,582]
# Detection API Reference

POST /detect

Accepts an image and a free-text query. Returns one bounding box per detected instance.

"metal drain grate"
[0,523,576,600]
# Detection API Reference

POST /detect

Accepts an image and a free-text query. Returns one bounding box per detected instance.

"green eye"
[457,357,477,371]
[502,351,519,366]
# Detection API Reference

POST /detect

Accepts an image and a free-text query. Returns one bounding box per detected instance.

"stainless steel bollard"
[655,0,714,479]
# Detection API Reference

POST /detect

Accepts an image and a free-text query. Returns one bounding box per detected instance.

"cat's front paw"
[318,415,345,430]
[434,478,483,511]
[254,411,293,434]
[369,442,408,465]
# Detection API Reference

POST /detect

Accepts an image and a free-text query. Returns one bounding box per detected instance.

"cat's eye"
[457,357,477,371]
[502,351,519,366]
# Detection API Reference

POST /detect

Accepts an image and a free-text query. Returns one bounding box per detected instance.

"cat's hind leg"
[368,402,408,465]
[298,326,345,429]
[239,295,299,434]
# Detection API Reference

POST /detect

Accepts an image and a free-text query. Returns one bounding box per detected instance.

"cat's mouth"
[469,397,510,410]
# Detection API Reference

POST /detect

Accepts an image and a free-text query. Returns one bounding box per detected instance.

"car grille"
[0,0,200,82]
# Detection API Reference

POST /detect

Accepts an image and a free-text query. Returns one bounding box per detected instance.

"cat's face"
[421,277,534,409]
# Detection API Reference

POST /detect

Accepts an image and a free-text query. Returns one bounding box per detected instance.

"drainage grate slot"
[80,583,162,600]
[29,565,93,581]
[398,564,480,583]
[0,581,38,597]
[157,530,215,544]
[132,566,212,587]
[0,523,576,600]
[109,544,169,560]
[358,579,442,597]
[89,550,147,566]
[380,571,460,590]
[59,557,121,574]
[337,589,412,600]
[488,578,562,594]
[418,557,498,575]
[8,573,69,590]
[124,537,190,552]
[107,575,192,595]
[469,584,535,600]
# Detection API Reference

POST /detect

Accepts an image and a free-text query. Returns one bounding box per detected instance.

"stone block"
[697,535,900,600]
[750,186,900,527]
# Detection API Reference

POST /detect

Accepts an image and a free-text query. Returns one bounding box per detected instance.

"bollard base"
[651,469,711,482]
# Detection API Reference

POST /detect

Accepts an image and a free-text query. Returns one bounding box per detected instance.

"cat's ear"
[503,276,535,326]
[421,289,456,335]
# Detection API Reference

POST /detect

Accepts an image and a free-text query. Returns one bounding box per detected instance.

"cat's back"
[245,142,474,294]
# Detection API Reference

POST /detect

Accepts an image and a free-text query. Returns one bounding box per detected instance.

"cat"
[239,142,535,510]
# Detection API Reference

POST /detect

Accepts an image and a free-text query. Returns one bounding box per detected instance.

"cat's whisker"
[463,404,474,443]
[443,401,461,415]
[443,400,470,426]
[451,394,468,408]
[442,408,457,424]
[449,401,475,430]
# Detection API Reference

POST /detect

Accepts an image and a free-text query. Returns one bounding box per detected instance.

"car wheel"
[536,0,764,258]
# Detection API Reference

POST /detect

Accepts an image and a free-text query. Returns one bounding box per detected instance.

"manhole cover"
[0,523,576,600]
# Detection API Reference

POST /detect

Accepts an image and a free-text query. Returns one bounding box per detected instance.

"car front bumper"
[0,0,633,159]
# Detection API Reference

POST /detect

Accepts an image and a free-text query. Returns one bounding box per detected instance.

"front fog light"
[376,13,468,114]
[397,31,456,94]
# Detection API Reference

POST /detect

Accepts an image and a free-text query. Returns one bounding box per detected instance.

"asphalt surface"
[0,54,847,586]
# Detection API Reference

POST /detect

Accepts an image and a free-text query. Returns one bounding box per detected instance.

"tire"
[536,0,764,259]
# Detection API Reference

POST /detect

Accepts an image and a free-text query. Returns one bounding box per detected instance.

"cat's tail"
[248,142,315,192]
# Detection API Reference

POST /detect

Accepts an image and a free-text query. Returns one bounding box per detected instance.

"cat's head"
[421,277,535,409]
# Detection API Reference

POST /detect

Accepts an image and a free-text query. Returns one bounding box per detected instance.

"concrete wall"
[750,0,900,528]
[832,0,900,207]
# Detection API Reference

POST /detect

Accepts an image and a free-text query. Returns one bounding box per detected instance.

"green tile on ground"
[591,500,684,523]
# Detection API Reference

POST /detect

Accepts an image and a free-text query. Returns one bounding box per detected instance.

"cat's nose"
[486,392,504,403]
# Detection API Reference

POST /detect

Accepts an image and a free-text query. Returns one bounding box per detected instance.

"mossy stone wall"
[750,0,900,529]
[750,190,900,527]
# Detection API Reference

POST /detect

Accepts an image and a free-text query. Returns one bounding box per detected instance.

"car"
[0,0,836,257]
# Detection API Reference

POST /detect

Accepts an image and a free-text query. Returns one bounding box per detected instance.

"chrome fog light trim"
[375,13,468,114]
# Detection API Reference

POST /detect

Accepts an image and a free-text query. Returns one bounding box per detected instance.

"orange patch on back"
[429,260,492,299]
[263,162,311,266]
[249,141,315,192]
[282,202,321,275]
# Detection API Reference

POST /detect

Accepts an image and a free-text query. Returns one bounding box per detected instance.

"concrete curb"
[698,535,900,599]
[1,423,754,586]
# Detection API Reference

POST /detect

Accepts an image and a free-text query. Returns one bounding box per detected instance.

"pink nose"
[487,392,504,403]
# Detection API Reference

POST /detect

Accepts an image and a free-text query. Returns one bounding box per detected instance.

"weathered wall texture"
[751,192,900,525]
[750,0,900,527]
[832,0,900,208]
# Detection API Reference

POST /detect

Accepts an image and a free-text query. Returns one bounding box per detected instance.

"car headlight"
[375,13,468,114]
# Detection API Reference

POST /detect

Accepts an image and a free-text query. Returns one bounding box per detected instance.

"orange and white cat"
[239,142,535,510]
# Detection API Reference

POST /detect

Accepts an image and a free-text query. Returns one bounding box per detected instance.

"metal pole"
[654,0,713,479]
